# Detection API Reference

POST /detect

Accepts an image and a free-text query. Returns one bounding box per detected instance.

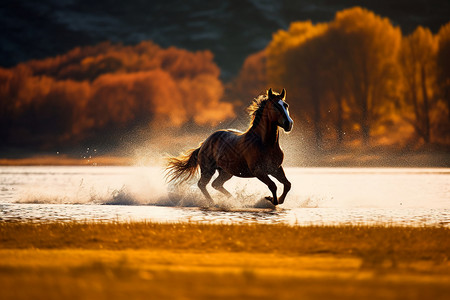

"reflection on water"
[1,204,448,227]
[0,166,449,226]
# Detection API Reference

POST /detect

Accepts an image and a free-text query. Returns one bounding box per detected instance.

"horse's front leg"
[271,166,291,205]
[254,172,278,205]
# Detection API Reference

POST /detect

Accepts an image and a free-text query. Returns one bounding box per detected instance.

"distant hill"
[1,0,449,79]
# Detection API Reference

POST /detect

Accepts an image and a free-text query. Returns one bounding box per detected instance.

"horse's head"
[267,88,293,132]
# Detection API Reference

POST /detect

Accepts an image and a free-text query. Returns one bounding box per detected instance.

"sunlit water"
[0,166,449,226]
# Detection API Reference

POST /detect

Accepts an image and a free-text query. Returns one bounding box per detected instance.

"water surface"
[1,166,448,226]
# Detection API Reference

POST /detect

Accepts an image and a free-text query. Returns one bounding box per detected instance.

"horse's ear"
[268,88,273,98]
[281,88,286,99]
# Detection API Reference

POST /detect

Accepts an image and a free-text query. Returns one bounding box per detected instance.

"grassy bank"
[2,222,449,260]
[1,222,449,299]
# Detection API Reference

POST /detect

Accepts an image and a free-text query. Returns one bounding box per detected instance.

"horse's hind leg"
[198,169,214,204]
[211,169,233,197]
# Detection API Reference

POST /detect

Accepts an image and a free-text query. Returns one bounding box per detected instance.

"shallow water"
[0,166,449,226]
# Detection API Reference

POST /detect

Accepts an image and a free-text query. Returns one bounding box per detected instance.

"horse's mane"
[247,93,268,127]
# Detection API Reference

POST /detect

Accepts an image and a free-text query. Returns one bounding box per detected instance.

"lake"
[0,166,449,226]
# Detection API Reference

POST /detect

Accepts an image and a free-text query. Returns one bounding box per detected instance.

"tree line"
[231,7,450,150]
[1,7,449,153]
[0,41,233,150]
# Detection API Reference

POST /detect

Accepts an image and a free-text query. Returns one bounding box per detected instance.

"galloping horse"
[165,88,293,206]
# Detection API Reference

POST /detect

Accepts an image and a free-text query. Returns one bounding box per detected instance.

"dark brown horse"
[165,88,293,206]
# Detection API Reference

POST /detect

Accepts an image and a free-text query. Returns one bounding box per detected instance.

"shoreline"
[0,151,449,167]
[0,155,135,166]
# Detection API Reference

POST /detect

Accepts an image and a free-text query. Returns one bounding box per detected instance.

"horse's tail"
[165,147,201,184]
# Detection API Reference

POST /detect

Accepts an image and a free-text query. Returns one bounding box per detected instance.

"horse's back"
[198,129,252,176]
[201,129,242,154]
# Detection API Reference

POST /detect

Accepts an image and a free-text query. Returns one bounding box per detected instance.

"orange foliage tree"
[234,7,449,150]
[329,8,401,147]
[399,26,438,144]
[436,22,450,144]
[267,21,329,148]
[0,41,234,150]
[264,7,414,149]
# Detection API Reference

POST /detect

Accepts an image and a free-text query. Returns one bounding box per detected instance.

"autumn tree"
[0,41,234,150]
[246,7,450,150]
[267,21,329,149]
[437,23,450,116]
[266,8,402,148]
[399,26,438,144]
[435,22,450,143]
[328,7,401,146]
[315,28,352,146]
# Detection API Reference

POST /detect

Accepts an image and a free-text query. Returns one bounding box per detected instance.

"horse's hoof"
[265,196,278,206]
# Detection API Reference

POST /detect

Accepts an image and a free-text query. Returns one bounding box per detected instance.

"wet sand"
[1,222,449,299]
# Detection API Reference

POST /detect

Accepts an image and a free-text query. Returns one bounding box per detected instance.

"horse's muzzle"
[283,120,293,132]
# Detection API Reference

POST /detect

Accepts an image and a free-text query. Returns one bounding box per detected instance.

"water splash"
[11,166,280,209]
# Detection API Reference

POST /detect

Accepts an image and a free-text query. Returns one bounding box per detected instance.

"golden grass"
[2,222,448,261]
[1,222,449,299]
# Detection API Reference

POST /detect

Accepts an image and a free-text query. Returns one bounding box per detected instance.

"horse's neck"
[248,115,279,146]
